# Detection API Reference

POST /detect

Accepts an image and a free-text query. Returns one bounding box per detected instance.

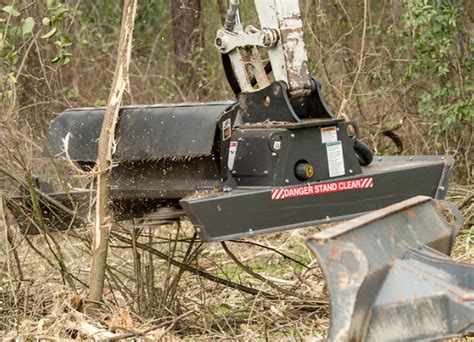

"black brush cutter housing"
[12,77,452,242]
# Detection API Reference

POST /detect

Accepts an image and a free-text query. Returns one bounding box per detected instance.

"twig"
[1,196,24,282]
[230,239,312,269]
[24,235,87,288]
[221,242,296,298]
[110,232,274,298]
[154,309,195,341]
[458,194,473,209]
[167,232,199,307]
[337,0,368,118]
[108,309,196,341]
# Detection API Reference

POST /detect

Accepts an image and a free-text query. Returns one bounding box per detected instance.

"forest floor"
[0,184,472,341]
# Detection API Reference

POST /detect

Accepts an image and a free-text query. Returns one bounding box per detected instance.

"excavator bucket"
[306,196,474,341]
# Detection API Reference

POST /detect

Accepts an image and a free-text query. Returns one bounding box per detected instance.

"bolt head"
[273,84,281,97]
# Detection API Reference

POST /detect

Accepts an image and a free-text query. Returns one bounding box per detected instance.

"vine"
[403,0,473,133]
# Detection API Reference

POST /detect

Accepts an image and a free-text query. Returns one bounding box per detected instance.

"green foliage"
[2,5,20,17]
[0,0,72,102]
[22,17,35,36]
[0,1,72,102]
[43,0,72,65]
[403,0,473,133]
[1,4,22,102]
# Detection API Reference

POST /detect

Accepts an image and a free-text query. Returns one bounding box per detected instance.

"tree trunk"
[87,0,137,308]
[170,0,203,88]
[216,0,227,25]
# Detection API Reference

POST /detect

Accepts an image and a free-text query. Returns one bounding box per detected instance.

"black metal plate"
[180,156,453,241]
[45,101,234,161]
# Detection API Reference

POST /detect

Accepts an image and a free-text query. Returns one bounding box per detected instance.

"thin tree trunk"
[216,0,227,25]
[87,0,138,307]
[170,0,203,87]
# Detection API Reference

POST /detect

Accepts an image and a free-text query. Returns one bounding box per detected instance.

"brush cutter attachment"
[12,0,454,237]
[306,196,474,341]
[13,86,453,238]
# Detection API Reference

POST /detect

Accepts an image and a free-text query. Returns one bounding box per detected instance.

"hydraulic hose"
[354,139,373,166]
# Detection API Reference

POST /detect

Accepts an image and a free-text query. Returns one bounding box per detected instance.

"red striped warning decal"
[271,177,373,200]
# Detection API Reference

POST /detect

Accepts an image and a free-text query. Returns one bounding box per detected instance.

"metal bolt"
[273,84,281,97]
[349,169,353,173]
[285,179,290,183]
[291,133,295,138]
[409,157,413,161]
[378,157,382,161]
[196,227,201,233]
[272,152,277,157]
[438,186,445,191]
[249,228,253,233]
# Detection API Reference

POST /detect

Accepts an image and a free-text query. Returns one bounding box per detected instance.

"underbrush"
[0,183,471,340]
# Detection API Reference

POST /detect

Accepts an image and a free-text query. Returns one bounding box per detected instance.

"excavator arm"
[216,0,311,96]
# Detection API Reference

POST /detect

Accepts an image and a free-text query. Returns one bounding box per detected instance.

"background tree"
[170,0,204,89]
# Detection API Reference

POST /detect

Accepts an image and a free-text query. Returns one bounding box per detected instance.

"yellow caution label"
[305,164,314,178]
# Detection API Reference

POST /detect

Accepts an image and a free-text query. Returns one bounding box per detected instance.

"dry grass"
[0,220,329,340]
[0,182,472,341]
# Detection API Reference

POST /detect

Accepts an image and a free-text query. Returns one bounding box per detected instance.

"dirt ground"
[0,183,472,341]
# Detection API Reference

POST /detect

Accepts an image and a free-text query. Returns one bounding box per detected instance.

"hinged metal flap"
[45,101,234,161]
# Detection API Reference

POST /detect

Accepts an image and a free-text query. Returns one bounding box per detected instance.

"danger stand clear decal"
[271,177,374,200]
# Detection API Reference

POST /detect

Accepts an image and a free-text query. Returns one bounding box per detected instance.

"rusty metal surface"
[306,196,474,341]
[254,0,311,93]
[218,0,311,95]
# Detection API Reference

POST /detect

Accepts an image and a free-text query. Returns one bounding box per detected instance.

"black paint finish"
[180,156,452,241]
[45,102,234,161]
